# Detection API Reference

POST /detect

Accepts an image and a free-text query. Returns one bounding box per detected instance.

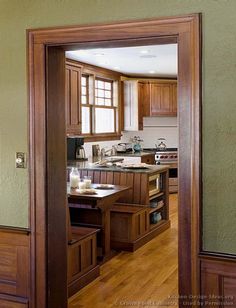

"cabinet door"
[150,83,172,116]
[65,64,82,135]
[138,82,150,130]
[172,83,177,115]
[150,82,177,116]
[123,80,139,131]
[141,154,155,165]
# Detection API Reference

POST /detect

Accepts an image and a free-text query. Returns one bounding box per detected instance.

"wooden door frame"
[28,14,201,308]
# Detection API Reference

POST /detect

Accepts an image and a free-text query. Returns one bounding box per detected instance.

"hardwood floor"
[68,194,178,308]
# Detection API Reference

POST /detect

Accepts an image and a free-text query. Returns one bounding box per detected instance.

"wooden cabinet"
[150,81,177,116]
[141,153,155,165]
[123,80,177,131]
[123,81,150,131]
[172,83,177,114]
[123,80,139,131]
[138,82,150,130]
[65,63,82,135]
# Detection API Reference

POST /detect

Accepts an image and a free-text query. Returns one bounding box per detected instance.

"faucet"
[100,146,117,159]
[100,147,112,159]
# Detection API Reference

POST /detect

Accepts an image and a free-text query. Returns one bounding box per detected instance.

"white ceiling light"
[94,53,105,57]
[140,50,149,54]
[140,54,157,58]
[149,70,156,74]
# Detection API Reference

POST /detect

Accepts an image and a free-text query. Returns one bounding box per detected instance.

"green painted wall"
[0,0,236,254]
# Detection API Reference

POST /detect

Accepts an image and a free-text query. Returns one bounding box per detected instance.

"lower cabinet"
[141,153,155,165]
[67,227,100,297]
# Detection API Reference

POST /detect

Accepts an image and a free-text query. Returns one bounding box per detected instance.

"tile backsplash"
[83,117,178,157]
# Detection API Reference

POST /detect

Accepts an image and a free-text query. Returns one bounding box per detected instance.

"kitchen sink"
[104,157,124,163]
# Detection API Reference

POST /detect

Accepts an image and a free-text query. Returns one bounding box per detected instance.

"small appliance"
[67,137,87,161]
[156,138,167,151]
[116,143,133,153]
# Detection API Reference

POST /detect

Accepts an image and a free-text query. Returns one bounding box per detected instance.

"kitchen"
[65,43,179,305]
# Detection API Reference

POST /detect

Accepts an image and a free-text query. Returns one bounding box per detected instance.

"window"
[95,79,112,106]
[81,76,88,105]
[94,78,116,134]
[81,75,91,134]
[81,75,118,137]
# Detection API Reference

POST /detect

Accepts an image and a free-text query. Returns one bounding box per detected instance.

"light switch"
[15,152,27,168]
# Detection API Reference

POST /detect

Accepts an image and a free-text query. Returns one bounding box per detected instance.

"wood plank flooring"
[69,194,178,308]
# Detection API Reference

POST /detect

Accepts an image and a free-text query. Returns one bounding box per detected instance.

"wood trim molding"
[28,14,201,308]
[0,225,30,234]
[200,252,236,262]
[66,59,122,79]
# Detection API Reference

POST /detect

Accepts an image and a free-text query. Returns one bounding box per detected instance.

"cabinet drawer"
[141,154,155,165]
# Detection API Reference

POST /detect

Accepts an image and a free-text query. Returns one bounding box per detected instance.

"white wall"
[84,117,178,157]
[121,117,178,148]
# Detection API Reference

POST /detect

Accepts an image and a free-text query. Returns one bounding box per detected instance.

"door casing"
[27,14,201,308]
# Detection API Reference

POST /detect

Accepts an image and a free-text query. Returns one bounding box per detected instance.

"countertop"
[113,151,155,157]
[67,160,169,174]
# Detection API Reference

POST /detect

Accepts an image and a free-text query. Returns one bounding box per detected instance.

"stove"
[143,148,178,164]
[155,148,178,166]
[143,147,178,193]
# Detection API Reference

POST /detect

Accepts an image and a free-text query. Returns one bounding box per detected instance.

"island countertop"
[67,160,169,174]
[111,151,155,157]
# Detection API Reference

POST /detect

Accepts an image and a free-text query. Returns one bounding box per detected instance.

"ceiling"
[66,44,177,78]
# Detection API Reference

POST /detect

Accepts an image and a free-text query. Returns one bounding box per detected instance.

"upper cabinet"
[122,79,177,131]
[123,80,139,131]
[150,81,177,116]
[65,63,82,135]
[123,81,151,131]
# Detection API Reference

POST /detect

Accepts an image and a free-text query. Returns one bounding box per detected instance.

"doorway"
[28,14,201,308]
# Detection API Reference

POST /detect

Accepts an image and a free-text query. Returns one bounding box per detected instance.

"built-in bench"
[110,203,150,252]
[68,226,100,297]
[67,202,100,297]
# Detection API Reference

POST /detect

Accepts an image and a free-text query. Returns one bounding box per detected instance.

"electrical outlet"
[15,152,27,168]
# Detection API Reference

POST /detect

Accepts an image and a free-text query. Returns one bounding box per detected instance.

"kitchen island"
[67,161,170,251]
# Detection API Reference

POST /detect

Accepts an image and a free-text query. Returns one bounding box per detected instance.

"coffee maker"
[67,137,87,161]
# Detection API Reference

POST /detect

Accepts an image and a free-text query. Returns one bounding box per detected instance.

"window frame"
[81,73,120,141]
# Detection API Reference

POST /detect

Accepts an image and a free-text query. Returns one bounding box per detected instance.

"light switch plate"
[15,152,27,168]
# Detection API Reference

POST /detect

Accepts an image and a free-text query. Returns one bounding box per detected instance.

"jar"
[83,176,92,188]
[69,167,80,188]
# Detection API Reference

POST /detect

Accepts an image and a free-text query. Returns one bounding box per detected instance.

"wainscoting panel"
[0,229,30,307]
[200,255,236,308]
